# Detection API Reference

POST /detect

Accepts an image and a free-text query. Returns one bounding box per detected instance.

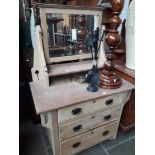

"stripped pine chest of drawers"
[30,79,134,155]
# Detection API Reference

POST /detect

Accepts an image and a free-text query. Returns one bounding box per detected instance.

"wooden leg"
[41,111,60,155]
[50,110,60,155]
[119,123,135,134]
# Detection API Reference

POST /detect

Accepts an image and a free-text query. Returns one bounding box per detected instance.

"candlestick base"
[99,70,122,89]
[87,84,98,92]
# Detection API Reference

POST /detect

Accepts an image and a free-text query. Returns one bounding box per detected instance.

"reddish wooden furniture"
[100,0,135,133]
[114,64,135,133]
[99,0,124,89]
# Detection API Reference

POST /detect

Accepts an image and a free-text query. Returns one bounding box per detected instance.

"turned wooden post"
[77,15,88,53]
[77,15,88,42]
[99,0,124,89]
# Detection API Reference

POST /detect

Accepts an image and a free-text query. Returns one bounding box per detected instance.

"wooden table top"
[30,79,134,114]
[115,64,135,78]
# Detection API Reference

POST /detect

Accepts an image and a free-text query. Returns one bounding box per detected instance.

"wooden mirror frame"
[38,4,104,64]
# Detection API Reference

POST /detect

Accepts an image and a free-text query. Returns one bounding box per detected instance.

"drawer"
[58,93,124,123]
[60,121,118,155]
[59,107,121,141]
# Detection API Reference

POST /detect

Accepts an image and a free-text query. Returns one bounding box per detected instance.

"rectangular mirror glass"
[39,5,102,64]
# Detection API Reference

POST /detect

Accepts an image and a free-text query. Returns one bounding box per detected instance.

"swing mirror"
[39,4,103,64]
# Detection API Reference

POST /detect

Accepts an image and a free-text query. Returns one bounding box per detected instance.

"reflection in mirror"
[46,13,100,62]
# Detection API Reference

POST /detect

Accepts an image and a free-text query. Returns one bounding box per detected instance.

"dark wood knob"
[104,114,111,121]
[72,142,81,148]
[93,99,96,103]
[73,125,82,132]
[91,116,95,119]
[102,130,109,136]
[105,99,113,106]
[72,108,82,115]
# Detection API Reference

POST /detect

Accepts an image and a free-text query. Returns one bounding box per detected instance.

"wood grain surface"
[38,3,108,10]
[47,60,102,77]
[60,121,118,155]
[115,64,135,78]
[59,106,121,140]
[30,79,134,114]
[58,93,124,123]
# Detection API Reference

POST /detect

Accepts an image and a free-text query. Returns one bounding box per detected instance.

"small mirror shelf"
[39,4,103,64]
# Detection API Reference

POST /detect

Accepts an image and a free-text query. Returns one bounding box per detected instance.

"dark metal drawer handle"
[72,142,81,148]
[102,130,109,136]
[105,99,113,106]
[104,114,111,121]
[72,108,82,115]
[73,125,82,132]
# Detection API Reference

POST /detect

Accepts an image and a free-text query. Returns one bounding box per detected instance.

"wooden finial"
[99,0,124,89]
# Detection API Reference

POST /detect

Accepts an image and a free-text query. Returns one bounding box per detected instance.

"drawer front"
[59,107,121,141]
[60,121,118,155]
[58,93,124,123]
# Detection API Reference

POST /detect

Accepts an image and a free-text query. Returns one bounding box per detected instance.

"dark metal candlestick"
[99,0,124,89]
[85,28,100,92]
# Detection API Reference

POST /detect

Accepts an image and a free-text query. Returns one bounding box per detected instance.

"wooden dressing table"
[30,80,134,155]
[30,2,134,155]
